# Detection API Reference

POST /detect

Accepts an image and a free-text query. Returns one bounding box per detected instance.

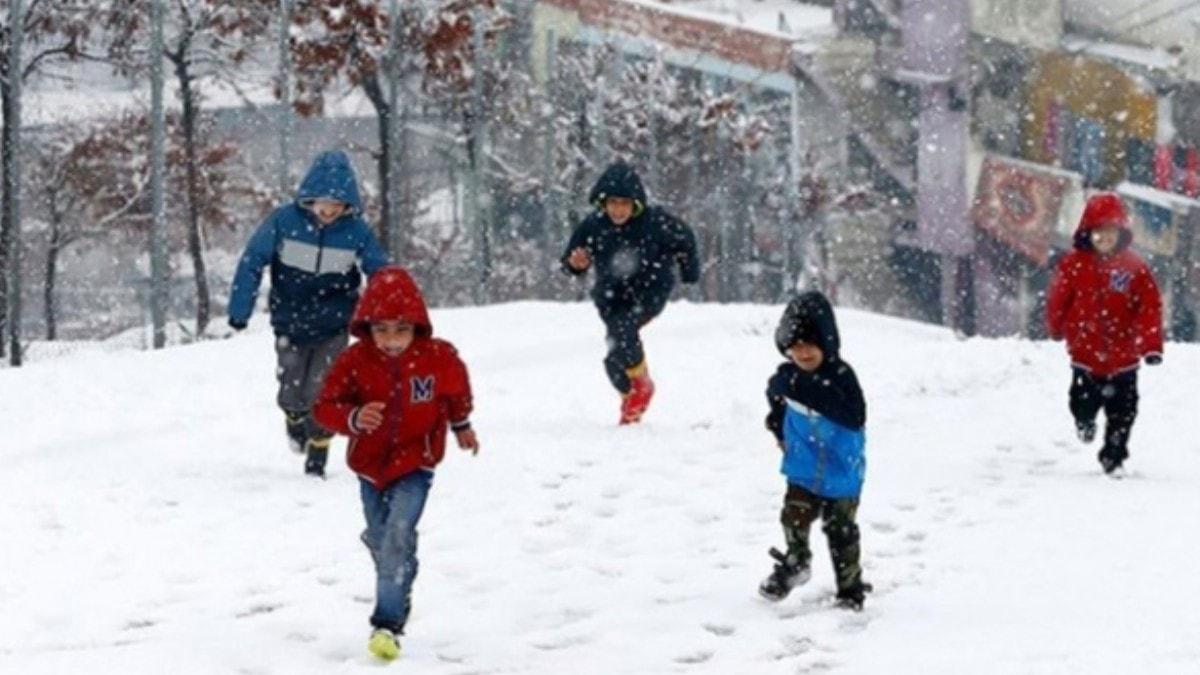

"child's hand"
[355,401,386,433]
[455,428,479,455]
[567,247,591,271]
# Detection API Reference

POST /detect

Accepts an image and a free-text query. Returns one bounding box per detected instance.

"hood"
[349,266,432,340]
[295,150,364,216]
[587,160,648,211]
[1073,192,1133,252]
[775,290,841,359]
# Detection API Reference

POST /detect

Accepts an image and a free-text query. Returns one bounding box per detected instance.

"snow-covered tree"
[105,0,275,335]
[0,0,100,360]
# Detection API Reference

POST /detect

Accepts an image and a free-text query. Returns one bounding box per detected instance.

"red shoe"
[619,365,655,425]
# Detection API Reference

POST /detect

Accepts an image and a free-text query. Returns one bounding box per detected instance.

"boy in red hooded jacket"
[313,266,478,660]
[1046,192,1163,475]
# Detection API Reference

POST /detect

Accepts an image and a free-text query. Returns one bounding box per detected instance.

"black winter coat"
[563,163,700,313]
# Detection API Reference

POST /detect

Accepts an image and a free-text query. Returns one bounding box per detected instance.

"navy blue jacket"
[228,150,389,345]
[562,162,700,313]
[766,292,867,498]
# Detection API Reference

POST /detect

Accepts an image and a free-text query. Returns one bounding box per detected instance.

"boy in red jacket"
[313,266,478,660]
[1046,193,1163,474]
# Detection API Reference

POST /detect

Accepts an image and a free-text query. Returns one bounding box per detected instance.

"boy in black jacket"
[760,291,871,610]
[562,160,700,424]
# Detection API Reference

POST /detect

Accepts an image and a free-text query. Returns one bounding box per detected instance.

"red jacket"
[313,267,473,488]
[1046,194,1163,376]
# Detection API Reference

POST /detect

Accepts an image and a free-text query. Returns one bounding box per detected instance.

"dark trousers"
[599,297,666,393]
[780,483,864,594]
[275,331,348,439]
[1069,367,1139,463]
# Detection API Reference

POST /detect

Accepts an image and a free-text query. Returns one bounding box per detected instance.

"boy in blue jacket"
[759,291,871,610]
[228,150,389,477]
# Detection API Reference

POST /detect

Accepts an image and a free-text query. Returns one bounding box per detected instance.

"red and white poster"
[972,156,1073,265]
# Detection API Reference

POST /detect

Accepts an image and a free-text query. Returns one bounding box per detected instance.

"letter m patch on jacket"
[1109,270,1132,293]
[410,376,435,403]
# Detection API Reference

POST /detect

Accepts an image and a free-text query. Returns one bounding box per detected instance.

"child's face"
[312,199,348,225]
[604,197,635,225]
[787,341,824,372]
[371,320,415,357]
[1091,226,1120,255]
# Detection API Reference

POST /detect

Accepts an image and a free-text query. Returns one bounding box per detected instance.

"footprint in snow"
[868,521,898,534]
[675,649,714,664]
[702,623,736,637]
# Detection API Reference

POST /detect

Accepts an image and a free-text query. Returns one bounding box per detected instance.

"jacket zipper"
[315,224,326,274]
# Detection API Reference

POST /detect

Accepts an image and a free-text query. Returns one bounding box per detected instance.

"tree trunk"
[174,56,211,336]
[0,83,12,360]
[361,72,392,252]
[44,218,60,341]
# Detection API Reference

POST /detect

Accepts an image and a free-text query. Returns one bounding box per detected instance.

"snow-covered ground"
[2,301,1198,674]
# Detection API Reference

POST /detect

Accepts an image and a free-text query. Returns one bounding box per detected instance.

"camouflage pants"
[779,483,864,594]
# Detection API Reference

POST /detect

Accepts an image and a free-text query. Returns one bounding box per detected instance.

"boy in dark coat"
[313,266,478,660]
[561,160,700,424]
[1046,192,1163,474]
[228,150,389,476]
[760,291,871,610]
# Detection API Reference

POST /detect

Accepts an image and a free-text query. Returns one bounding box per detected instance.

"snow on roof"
[1061,34,1181,73]
[639,0,834,39]
[1117,181,1200,211]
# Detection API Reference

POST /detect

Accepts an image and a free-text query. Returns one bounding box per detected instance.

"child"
[561,159,700,424]
[759,291,871,611]
[312,266,478,661]
[228,150,389,477]
[1046,192,1163,475]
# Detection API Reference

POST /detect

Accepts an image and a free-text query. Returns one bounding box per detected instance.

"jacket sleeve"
[560,218,594,276]
[823,363,866,430]
[358,221,390,275]
[669,215,701,284]
[439,346,474,430]
[764,368,788,441]
[228,215,277,325]
[1133,263,1164,358]
[1045,256,1074,341]
[312,351,362,436]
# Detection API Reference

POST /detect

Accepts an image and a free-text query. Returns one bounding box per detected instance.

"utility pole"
[468,7,492,304]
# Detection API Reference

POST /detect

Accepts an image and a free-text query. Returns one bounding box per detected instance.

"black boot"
[304,434,331,478]
[758,547,811,601]
[834,582,873,611]
[285,411,308,454]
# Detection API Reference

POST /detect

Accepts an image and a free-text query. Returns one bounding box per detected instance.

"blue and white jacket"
[766,360,867,499]
[228,150,389,345]
[766,291,867,499]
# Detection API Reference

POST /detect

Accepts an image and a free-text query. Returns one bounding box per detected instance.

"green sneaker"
[368,628,400,661]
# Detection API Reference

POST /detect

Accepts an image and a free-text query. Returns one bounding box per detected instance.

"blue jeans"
[359,471,433,632]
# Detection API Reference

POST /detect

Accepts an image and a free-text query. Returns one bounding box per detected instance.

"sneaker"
[834,582,873,612]
[619,368,655,425]
[758,547,811,601]
[367,628,400,661]
[1075,419,1097,444]
[285,411,308,454]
